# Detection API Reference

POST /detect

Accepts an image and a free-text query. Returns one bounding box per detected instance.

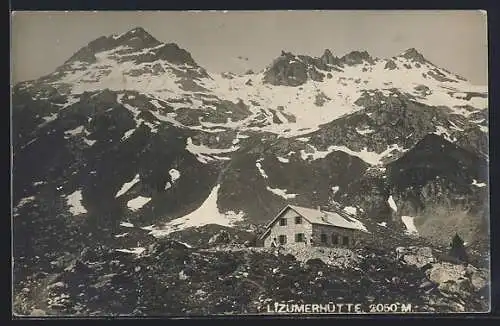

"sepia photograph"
[11,10,490,316]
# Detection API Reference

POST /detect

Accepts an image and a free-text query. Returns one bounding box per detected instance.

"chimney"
[317,206,321,211]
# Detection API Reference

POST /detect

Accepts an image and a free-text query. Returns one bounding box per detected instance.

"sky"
[11,10,488,85]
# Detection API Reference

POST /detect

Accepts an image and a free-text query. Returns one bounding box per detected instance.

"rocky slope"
[13,242,489,316]
[12,27,489,315]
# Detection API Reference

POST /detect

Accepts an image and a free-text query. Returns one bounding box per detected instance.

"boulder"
[425,262,488,294]
[465,265,489,291]
[437,278,473,297]
[426,262,465,284]
[396,246,435,268]
[30,309,47,316]
[419,280,435,290]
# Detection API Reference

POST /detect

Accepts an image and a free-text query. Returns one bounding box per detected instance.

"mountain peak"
[340,50,374,66]
[129,26,147,34]
[64,27,161,64]
[111,26,160,47]
[323,49,333,57]
[113,27,155,41]
[400,48,427,64]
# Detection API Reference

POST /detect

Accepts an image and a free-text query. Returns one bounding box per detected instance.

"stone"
[425,261,488,297]
[438,278,472,297]
[419,280,435,289]
[179,270,189,280]
[396,246,435,268]
[30,309,46,316]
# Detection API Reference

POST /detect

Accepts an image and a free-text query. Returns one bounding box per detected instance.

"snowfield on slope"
[127,196,152,211]
[169,169,181,183]
[44,39,487,141]
[55,47,186,98]
[186,137,239,163]
[401,216,419,235]
[266,186,297,199]
[65,190,87,216]
[144,184,244,237]
[300,143,406,165]
[115,174,141,198]
[387,195,398,212]
[199,56,487,137]
[202,72,364,136]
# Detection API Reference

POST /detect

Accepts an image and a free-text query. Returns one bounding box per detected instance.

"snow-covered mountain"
[12,27,489,272]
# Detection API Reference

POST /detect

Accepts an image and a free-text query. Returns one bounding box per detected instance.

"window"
[279,218,287,226]
[332,234,339,245]
[343,236,350,246]
[295,216,302,224]
[278,235,287,245]
[320,233,327,244]
[295,233,305,242]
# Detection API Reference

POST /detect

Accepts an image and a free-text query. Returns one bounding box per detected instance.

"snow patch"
[178,241,193,248]
[266,186,297,199]
[377,222,387,227]
[277,156,289,163]
[23,138,38,148]
[164,182,172,190]
[448,120,464,132]
[211,155,231,161]
[237,133,249,139]
[150,99,163,109]
[115,247,145,255]
[147,184,244,237]
[472,179,487,188]
[127,196,151,211]
[355,127,375,135]
[114,233,129,238]
[41,113,57,123]
[65,190,87,216]
[331,186,340,194]
[64,126,84,138]
[119,101,160,135]
[387,195,398,212]
[15,196,36,209]
[115,174,140,198]
[401,216,419,235]
[300,144,405,165]
[256,162,269,179]
[343,206,357,215]
[169,169,181,183]
[83,138,96,146]
[186,137,239,164]
[120,222,135,228]
[434,126,454,142]
[121,129,136,140]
